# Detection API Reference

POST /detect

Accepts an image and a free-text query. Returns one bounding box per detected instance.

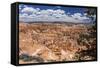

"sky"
[19,4,96,23]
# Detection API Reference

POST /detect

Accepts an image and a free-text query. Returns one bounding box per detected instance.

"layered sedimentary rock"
[19,22,96,64]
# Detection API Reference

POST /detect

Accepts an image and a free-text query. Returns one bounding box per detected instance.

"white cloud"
[21,7,38,14]
[56,6,61,8]
[19,6,91,23]
[19,5,28,10]
[71,13,82,19]
[71,13,90,22]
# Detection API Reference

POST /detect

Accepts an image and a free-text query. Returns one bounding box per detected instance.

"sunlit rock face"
[19,22,96,64]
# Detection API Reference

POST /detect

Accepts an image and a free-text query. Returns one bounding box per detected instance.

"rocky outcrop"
[19,23,96,64]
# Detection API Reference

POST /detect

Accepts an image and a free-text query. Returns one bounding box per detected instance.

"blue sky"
[19,4,96,23]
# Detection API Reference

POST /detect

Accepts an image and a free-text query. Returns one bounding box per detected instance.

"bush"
[32,56,44,63]
[19,54,44,62]
[77,33,90,45]
[19,54,33,61]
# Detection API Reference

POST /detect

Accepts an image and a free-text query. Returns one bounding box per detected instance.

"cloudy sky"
[19,4,95,23]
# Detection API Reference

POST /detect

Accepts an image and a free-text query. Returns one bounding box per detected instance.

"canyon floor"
[19,22,97,64]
